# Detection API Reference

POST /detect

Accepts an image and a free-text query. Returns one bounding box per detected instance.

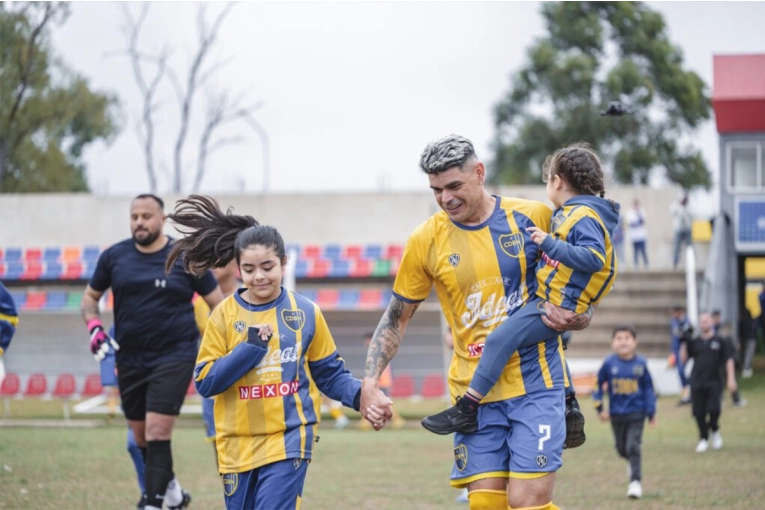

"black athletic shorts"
[117,361,195,420]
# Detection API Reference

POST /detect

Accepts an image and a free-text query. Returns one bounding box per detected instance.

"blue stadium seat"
[43,247,61,262]
[41,262,63,280]
[294,260,309,278]
[381,290,393,307]
[338,290,359,309]
[82,245,101,262]
[328,260,351,278]
[4,262,23,279]
[300,290,317,303]
[45,291,68,310]
[286,244,301,257]
[4,248,22,262]
[82,262,96,280]
[323,244,343,259]
[363,244,383,260]
[9,291,25,309]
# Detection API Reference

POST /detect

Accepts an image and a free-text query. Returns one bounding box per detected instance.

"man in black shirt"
[680,312,737,454]
[81,194,223,510]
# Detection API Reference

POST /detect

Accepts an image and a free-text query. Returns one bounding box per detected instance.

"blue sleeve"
[308,351,362,411]
[592,360,608,411]
[89,247,112,292]
[0,282,19,356]
[540,217,606,273]
[641,361,657,419]
[194,342,268,397]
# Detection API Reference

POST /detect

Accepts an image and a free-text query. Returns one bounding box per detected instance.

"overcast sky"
[49,1,765,201]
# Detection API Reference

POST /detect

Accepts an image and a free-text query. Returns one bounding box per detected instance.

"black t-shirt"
[89,238,218,368]
[686,334,734,389]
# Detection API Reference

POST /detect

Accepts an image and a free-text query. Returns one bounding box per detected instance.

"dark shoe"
[564,397,586,449]
[421,397,478,435]
[167,490,191,510]
[677,397,692,406]
[136,493,147,510]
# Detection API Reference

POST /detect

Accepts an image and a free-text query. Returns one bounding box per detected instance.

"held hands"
[360,378,393,431]
[598,410,610,423]
[247,324,274,349]
[526,226,548,245]
[87,318,119,361]
[541,302,593,332]
[649,416,658,428]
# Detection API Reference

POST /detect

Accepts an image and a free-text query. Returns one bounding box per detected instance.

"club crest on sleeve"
[633,365,645,377]
[499,232,524,258]
[222,473,238,496]
[454,444,468,472]
[536,455,548,468]
[282,309,306,332]
[293,458,303,469]
[448,253,460,267]
[233,321,246,334]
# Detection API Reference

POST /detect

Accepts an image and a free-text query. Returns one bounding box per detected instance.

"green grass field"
[1,369,764,509]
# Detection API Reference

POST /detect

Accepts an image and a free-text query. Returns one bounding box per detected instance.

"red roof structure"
[712,54,765,133]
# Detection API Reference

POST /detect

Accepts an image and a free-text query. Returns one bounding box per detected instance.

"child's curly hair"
[542,143,606,198]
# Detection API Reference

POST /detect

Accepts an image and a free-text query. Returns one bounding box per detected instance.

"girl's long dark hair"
[165,195,258,275]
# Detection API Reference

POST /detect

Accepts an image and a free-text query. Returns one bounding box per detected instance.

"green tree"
[490,2,711,190]
[0,2,119,193]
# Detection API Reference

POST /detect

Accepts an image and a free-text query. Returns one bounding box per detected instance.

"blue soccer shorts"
[450,387,565,488]
[222,458,308,510]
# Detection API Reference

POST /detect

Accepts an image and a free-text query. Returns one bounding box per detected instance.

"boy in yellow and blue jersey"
[592,325,657,499]
[424,143,620,443]
[165,195,379,510]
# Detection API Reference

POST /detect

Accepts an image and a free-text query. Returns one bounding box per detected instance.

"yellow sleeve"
[193,296,211,337]
[392,222,433,302]
[195,304,229,380]
[306,306,339,362]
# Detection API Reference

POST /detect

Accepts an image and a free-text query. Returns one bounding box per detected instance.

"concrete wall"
[0,186,685,269]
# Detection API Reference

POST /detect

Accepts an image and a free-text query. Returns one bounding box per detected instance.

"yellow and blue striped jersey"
[195,288,360,474]
[393,196,568,404]
[535,195,620,314]
[192,294,210,338]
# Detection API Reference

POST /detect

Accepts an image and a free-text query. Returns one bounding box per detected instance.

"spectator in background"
[612,213,625,267]
[669,307,691,405]
[759,281,765,345]
[0,281,19,388]
[81,194,224,510]
[711,311,747,407]
[670,193,693,269]
[680,312,738,453]
[626,199,649,270]
[739,307,757,379]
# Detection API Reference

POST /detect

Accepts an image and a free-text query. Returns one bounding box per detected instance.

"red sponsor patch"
[542,252,560,269]
[467,342,485,357]
[238,381,299,399]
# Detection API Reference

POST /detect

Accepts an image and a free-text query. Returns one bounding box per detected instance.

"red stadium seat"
[53,373,77,420]
[309,259,330,278]
[20,261,43,280]
[81,374,104,397]
[420,374,445,398]
[350,259,373,278]
[22,291,46,310]
[186,378,197,397]
[24,373,48,397]
[390,374,415,398]
[385,244,403,260]
[62,246,81,263]
[343,245,363,259]
[24,248,42,262]
[1,373,20,417]
[302,245,321,260]
[62,262,83,279]
[358,289,382,309]
[316,289,340,309]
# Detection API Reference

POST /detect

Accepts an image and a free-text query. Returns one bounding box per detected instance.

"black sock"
[139,446,147,463]
[460,393,481,415]
[145,440,174,507]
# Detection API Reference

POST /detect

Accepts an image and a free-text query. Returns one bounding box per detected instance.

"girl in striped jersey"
[165,195,387,510]
[424,143,620,437]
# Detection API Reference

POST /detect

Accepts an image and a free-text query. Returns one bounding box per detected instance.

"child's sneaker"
[696,439,709,453]
[564,397,586,448]
[421,396,478,435]
[167,490,191,510]
[627,480,642,499]
[711,430,723,450]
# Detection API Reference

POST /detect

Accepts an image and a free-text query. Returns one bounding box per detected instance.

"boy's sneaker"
[627,480,642,499]
[696,439,708,453]
[711,431,723,450]
[421,397,478,435]
[167,490,191,510]
[733,398,747,408]
[564,397,586,448]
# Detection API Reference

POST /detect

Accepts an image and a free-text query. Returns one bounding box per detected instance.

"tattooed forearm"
[364,297,418,380]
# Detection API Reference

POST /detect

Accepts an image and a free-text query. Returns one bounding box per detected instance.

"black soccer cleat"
[167,490,192,510]
[421,397,478,435]
[564,397,586,449]
[136,493,147,510]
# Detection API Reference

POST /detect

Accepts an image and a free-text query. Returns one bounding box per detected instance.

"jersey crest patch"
[454,444,468,472]
[499,232,524,258]
[448,253,460,267]
[222,473,238,496]
[282,309,306,332]
[536,454,548,468]
[234,321,246,334]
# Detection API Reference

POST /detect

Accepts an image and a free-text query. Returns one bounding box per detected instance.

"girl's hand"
[526,226,548,245]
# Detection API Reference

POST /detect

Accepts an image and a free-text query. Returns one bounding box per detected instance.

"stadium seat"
[82,245,101,262]
[53,373,77,420]
[9,291,25,309]
[62,262,83,279]
[42,247,61,262]
[22,291,46,311]
[4,248,22,262]
[4,262,24,280]
[23,373,48,397]
[67,291,83,310]
[300,290,317,303]
[316,289,340,309]
[420,374,445,398]
[294,259,310,279]
[81,374,103,397]
[343,245,363,259]
[45,291,68,311]
[0,262,4,278]
[302,245,321,260]
[42,262,63,280]
[286,243,301,257]
[62,246,81,263]
[363,244,383,260]
[186,378,197,397]
[1,372,20,417]
[323,244,343,259]
[82,261,96,280]
[328,260,351,278]
[380,290,393,307]
[338,290,359,309]
[358,289,382,309]
[350,259,373,278]
[385,244,403,260]
[20,261,43,280]
[390,374,415,398]
[371,260,391,277]
[309,259,331,278]
[24,248,42,262]
[0,248,4,261]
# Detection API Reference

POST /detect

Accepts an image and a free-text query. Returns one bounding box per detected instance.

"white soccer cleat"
[627,480,642,499]
[742,369,753,379]
[711,431,723,450]
[696,439,709,453]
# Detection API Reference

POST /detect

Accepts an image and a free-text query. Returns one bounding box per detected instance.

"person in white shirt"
[626,199,649,269]
[670,194,693,269]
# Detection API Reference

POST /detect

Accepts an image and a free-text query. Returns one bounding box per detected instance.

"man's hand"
[87,318,119,361]
[361,378,393,430]
[526,226,549,245]
[541,302,593,331]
